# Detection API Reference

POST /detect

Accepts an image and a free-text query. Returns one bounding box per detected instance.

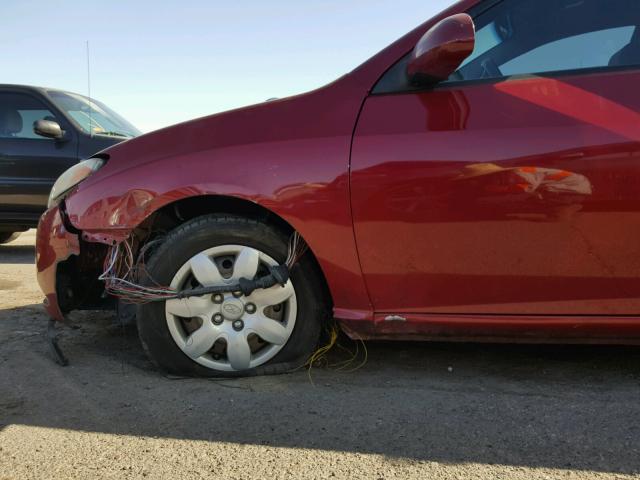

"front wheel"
[137,215,327,377]
[0,232,20,244]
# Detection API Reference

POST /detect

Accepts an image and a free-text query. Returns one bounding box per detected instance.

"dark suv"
[0,85,140,243]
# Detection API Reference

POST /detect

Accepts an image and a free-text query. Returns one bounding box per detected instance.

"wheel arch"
[140,194,334,309]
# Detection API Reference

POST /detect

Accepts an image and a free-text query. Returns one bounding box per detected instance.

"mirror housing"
[34,119,64,140]
[407,13,475,86]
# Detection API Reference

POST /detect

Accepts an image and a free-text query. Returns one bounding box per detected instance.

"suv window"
[48,91,140,138]
[449,0,640,83]
[0,93,59,139]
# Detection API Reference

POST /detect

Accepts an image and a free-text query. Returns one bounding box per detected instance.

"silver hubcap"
[165,245,297,372]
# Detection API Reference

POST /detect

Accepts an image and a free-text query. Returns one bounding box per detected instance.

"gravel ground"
[1,230,640,479]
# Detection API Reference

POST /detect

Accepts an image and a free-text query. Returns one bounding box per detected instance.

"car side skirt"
[337,312,640,345]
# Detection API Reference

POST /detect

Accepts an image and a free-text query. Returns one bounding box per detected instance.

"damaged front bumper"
[36,205,111,321]
[36,205,80,321]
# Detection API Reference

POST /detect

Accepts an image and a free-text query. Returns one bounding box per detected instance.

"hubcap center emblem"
[221,298,244,320]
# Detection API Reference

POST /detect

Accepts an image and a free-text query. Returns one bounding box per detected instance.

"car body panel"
[351,70,640,316]
[0,138,78,214]
[369,313,640,343]
[63,81,374,321]
[35,0,640,344]
[56,0,477,323]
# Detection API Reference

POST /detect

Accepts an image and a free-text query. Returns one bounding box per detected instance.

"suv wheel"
[0,232,20,244]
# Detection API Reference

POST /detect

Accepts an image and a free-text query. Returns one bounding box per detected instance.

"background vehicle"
[0,85,140,243]
[37,0,640,376]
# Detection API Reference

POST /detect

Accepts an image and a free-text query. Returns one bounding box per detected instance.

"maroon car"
[37,0,640,376]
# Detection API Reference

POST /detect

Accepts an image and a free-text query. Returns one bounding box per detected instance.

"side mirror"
[407,13,475,86]
[34,119,64,140]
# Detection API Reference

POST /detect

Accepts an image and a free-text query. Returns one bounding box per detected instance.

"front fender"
[63,143,372,323]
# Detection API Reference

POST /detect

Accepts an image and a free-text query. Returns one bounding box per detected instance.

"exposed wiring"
[301,321,368,385]
[100,231,308,304]
[99,236,176,303]
[286,231,308,268]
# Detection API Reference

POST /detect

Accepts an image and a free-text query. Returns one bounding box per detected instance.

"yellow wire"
[339,337,368,373]
[302,321,368,384]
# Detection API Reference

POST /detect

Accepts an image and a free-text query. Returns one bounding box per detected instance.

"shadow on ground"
[1,301,639,475]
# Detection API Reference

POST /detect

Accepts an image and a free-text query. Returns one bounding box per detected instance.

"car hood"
[88,77,364,183]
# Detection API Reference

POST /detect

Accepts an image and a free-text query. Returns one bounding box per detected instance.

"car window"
[500,27,634,75]
[448,0,640,83]
[0,93,59,140]
[15,109,58,139]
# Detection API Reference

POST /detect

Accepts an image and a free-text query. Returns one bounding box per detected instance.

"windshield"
[48,90,141,138]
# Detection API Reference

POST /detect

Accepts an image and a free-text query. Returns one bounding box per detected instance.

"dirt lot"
[1,230,640,479]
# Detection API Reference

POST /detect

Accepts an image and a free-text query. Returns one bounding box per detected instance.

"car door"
[351,0,640,317]
[0,90,78,221]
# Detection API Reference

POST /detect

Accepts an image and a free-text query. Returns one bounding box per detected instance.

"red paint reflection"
[496,78,640,142]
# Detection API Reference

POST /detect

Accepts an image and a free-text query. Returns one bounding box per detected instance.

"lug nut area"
[212,294,255,325]
[212,294,224,304]
[232,319,244,331]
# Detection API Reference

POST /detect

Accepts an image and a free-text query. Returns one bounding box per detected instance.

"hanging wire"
[286,231,308,268]
[99,232,308,304]
[99,237,177,304]
[300,321,369,385]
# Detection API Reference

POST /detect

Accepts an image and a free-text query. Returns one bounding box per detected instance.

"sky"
[3,1,455,132]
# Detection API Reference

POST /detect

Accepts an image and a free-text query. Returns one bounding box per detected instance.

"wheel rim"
[165,245,297,372]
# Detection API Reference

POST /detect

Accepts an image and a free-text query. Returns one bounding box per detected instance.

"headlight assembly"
[48,158,105,208]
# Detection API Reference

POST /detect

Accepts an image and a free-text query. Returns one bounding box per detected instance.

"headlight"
[48,158,105,208]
